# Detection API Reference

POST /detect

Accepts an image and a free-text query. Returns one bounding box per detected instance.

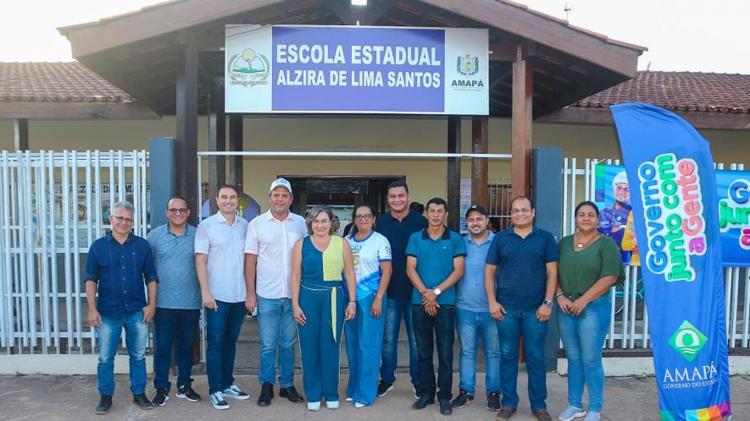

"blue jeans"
[497,308,548,410]
[153,308,200,391]
[558,295,611,412]
[97,310,148,396]
[457,309,501,396]
[381,298,420,388]
[206,300,246,394]
[346,294,387,405]
[412,304,455,401]
[257,296,297,387]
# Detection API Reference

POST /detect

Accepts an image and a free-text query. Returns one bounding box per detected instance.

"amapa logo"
[668,320,707,362]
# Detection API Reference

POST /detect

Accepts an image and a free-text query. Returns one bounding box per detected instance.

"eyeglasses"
[112,215,134,224]
[510,208,532,214]
[168,208,188,214]
[312,219,331,226]
[354,214,373,221]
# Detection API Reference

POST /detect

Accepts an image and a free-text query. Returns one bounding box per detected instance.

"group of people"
[85,177,624,421]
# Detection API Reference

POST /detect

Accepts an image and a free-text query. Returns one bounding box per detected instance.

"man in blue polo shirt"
[85,201,158,414]
[485,196,558,421]
[148,196,202,407]
[374,179,427,398]
[406,197,465,416]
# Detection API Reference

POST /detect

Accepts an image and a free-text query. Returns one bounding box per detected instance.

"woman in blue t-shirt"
[345,204,393,408]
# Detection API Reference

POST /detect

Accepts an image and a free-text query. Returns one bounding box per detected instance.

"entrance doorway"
[282,176,402,234]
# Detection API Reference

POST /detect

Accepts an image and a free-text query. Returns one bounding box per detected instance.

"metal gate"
[563,157,749,350]
[0,150,149,355]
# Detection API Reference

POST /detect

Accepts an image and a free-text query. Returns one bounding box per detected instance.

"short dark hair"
[386,179,409,194]
[510,195,534,210]
[575,200,600,217]
[409,201,424,214]
[216,184,239,196]
[349,204,375,238]
[426,197,447,209]
[165,195,188,209]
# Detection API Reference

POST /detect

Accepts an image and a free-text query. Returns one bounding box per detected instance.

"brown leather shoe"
[496,406,517,420]
[533,408,552,421]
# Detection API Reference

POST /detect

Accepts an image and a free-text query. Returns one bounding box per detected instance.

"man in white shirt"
[195,185,250,410]
[245,178,307,406]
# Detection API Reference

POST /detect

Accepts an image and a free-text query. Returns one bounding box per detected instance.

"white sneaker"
[209,391,229,410]
[222,385,250,400]
[345,396,353,402]
[583,411,600,421]
[326,400,339,409]
[559,406,586,421]
[307,401,321,411]
[355,402,367,408]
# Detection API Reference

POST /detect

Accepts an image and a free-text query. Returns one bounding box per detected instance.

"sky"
[0,0,748,74]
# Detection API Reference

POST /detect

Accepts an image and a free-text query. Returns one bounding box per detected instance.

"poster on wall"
[225,25,488,115]
[717,171,750,266]
[595,164,750,267]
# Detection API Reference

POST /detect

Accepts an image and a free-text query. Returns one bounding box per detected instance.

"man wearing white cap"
[245,178,307,406]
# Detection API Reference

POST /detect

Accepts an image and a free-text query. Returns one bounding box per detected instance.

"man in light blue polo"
[148,196,202,407]
[406,197,466,416]
[452,205,501,412]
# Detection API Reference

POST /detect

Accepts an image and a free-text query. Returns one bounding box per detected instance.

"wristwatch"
[433,288,442,296]
[543,299,554,308]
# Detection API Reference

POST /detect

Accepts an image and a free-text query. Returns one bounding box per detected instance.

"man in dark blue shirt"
[374,179,427,398]
[485,196,558,421]
[85,201,158,414]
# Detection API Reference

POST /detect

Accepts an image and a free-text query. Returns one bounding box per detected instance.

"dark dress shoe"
[411,395,435,410]
[496,406,517,420]
[439,399,453,415]
[279,386,304,403]
[533,408,552,421]
[257,382,273,406]
[95,395,112,415]
[133,393,154,410]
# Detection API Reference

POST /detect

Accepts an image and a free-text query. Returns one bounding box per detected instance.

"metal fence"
[2,151,746,356]
[563,157,749,350]
[0,150,149,355]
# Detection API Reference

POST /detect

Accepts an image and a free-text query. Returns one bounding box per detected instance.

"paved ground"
[2,372,749,421]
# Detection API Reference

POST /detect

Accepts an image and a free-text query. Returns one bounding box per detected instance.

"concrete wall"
[1,116,747,209]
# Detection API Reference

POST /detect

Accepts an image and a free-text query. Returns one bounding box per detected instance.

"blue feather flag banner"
[610,103,731,421]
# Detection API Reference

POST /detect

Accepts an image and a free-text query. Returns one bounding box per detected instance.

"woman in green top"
[555,201,624,421]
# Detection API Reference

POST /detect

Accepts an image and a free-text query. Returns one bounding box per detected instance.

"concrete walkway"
[1,372,748,421]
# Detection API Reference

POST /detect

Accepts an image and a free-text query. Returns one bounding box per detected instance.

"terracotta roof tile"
[573,71,750,114]
[0,62,133,103]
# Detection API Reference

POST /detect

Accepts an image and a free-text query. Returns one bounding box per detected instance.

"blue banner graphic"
[225,25,488,114]
[717,170,750,266]
[611,103,731,420]
[595,164,750,267]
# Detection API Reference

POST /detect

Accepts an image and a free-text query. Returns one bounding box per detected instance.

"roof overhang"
[540,106,750,131]
[59,0,645,117]
[0,100,159,120]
